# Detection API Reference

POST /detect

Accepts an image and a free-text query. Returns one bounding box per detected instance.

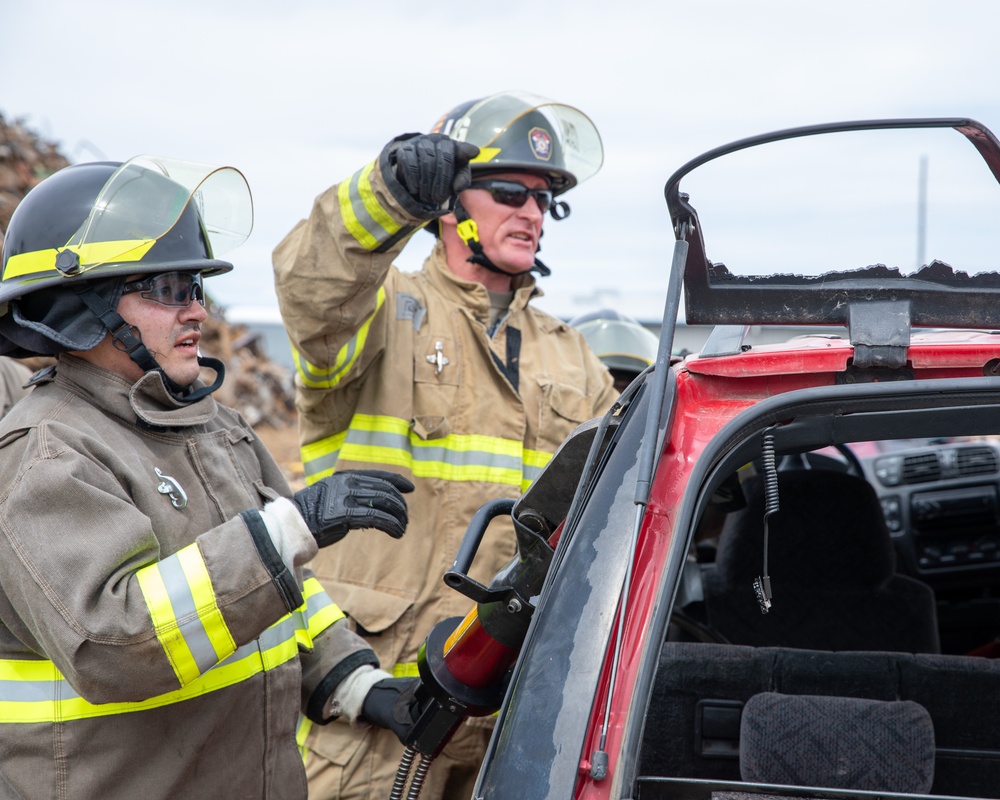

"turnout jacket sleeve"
[297,601,379,723]
[273,156,429,387]
[291,570,378,723]
[0,425,299,705]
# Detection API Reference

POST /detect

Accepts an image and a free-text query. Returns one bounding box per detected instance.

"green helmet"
[0,156,251,358]
[430,90,603,195]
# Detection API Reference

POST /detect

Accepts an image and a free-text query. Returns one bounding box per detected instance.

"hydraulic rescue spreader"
[388,418,610,800]
[406,499,562,753]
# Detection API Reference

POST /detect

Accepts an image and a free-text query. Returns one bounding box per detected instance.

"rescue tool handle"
[443,498,516,603]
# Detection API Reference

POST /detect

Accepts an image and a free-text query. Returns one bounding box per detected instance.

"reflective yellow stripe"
[358,165,402,241]
[339,163,402,251]
[295,577,346,649]
[294,288,386,389]
[304,599,346,637]
[135,542,236,687]
[259,626,299,671]
[136,556,200,686]
[392,662,419,678]
[289,580,345,765]
[3,239,156,280]
[296,715,314,764]
[522,449,553,491]
[471,147,501,164]
[522,449,553,471]
[177,544,237,664]
[0,606,313,723]
[301,413,547,488]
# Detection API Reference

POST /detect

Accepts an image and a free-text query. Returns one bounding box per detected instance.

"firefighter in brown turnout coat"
[0,157,419,799]
[273,92,617,799]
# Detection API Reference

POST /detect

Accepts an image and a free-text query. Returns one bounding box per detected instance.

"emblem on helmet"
[529,128,553,161]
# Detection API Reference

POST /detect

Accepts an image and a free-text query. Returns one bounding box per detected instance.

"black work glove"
[391,134,481,207]
[360,677,422,744]
[291,470,414,547]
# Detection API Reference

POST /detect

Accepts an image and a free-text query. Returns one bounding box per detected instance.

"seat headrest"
[739,692,935,793]
[715,470,895,589]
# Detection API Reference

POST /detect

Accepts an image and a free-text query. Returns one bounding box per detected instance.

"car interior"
[635,420,1000,799]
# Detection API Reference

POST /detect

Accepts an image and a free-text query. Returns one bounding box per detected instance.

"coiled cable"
[754,429,780,613]
[390,747,416,800]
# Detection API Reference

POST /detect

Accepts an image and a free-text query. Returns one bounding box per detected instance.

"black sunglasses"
[469,180,554,214]
[122,271,205,307]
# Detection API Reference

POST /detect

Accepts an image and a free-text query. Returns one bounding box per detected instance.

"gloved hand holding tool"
[359,676,423,742]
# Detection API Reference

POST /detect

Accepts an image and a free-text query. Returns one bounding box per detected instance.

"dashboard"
[861,440,1000,587]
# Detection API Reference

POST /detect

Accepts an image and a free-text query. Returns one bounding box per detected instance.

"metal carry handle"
[443,498,516,603]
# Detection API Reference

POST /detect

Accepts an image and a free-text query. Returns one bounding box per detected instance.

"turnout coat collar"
[37,354,220,428]
[422,240,540,321]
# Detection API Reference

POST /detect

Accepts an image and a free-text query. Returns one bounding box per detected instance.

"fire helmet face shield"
[0,156,252,357]
[430,91,603,195]
[570,309,660,376]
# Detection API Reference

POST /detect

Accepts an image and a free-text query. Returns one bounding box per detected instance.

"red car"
[405,118,1000,800]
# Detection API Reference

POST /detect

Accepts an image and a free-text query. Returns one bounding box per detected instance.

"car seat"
[700,469,940,652]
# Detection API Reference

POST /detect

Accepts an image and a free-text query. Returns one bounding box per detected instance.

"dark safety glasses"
[122,271,205,307]
[470,180,554,214]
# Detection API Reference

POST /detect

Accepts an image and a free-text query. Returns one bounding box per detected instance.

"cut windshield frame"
[665,118,1000,329]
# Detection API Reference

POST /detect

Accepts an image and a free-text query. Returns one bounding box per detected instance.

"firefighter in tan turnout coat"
[273,92,617,799]
[0,157,418,799]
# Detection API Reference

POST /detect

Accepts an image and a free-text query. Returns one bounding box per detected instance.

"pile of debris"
[201,310,297,430]
[0,113,70,236]
[0,112,303,484]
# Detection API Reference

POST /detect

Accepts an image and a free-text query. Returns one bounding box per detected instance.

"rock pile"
[0,113,70,238]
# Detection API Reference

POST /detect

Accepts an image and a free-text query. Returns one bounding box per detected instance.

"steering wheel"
[786,443,866,477]
[669,609,730,644]
[834,442,865,477]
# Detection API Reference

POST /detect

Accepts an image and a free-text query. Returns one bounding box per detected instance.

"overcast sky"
[4,0,999,324]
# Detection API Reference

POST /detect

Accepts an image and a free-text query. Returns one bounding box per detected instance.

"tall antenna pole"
[916,155,928,268]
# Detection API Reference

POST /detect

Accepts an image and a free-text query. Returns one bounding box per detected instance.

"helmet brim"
[0,258,233,308]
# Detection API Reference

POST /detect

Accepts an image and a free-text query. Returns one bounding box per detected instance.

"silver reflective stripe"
[306,586,334,620]
[257,615,299,652]
[294,288,386,390]
[303,427,524,482]
[346,171,393,247]
[216,639,264,668]
[157,554,221,676]
[296,336,357,386]
[0,675,76,702]
[0,608,313,723]
[358,429,521,471]
[304,448,340,481]
[523,462,546,485]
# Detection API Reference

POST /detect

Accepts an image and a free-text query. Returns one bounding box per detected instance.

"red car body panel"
[573,337,1000,799]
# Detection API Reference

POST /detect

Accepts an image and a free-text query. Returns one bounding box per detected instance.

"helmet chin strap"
[75,284,224,404]
[452,200,551,278]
